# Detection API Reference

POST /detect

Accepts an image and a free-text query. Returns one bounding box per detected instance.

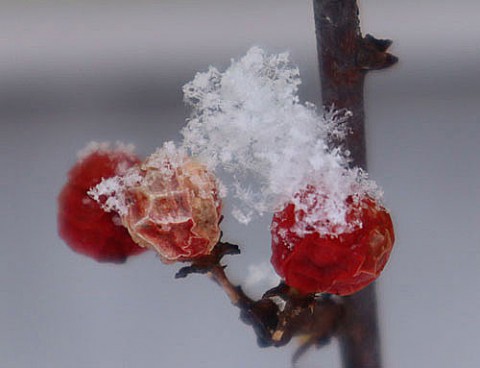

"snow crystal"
[76,141,136,163]
[88,141,225,217]
[142,141,186,175]
[88,141,187,216]
[181,47,383,235]
[88,168,143,216]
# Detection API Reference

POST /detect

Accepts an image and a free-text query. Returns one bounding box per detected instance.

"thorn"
[357,34,398,70]
[364,34,393,52]
[263,282,290,299]
[174,267,190,279]
[217,242,241,256]
[257,335,274,348]
[175,264,208,278]
[384,53,399,68]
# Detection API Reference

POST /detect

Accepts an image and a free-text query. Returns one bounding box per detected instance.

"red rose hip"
[58,144,146,263]
[120,145,223,263]
[271,190,394,296]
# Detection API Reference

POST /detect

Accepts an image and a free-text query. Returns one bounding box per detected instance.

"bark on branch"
[313,1,397,367]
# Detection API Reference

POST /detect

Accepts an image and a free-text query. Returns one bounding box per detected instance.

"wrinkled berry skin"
[122,158,222,263]
[58,149,146,263]
[271,195,394,296]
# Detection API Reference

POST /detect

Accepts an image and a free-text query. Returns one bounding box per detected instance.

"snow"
[88,141,224,217]
[76,141,136,163]
[142,141,186,178]
[87,168,142,216]
[181,47,383,236]
[88,141,188,216]
[87,48,384,237]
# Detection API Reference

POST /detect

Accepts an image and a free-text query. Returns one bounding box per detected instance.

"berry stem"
[177,241,344,352]
[208,264,344,351]
[313,1,397,367]
[208,265,252,308]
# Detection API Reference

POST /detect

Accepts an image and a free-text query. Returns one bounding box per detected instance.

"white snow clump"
[87,168,142,216]
[181,47,382,235]
[88,141,187,216]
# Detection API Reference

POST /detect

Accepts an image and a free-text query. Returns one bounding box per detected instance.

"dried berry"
[271,190,394,296]
[58,144,146,263]
[119,145,223,263]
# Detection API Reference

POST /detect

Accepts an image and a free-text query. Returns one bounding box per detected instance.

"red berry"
[58,147,147,263]
[121,153,223,263]
[271,190,394,296]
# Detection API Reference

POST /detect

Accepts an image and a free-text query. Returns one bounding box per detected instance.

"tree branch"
[313,1,397,367]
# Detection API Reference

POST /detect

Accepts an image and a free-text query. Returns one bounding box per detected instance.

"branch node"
[357,34,398,70]
[174,241,240,279]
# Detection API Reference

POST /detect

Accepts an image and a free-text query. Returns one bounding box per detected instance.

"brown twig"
[176,240,344,352]
[313,1,397,367]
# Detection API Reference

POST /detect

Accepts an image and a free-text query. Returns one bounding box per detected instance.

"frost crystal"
[88,168,143,216]
[181,47,382,235]
[88,142,190,216]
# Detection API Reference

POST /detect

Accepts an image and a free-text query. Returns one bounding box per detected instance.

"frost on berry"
[271,191,395,296]
[57,142,146,263]
[90,142,223,263]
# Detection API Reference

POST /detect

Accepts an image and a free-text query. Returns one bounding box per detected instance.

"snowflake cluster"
[88,166,142,216]
[87,47,383,237]
[181,47,382,235]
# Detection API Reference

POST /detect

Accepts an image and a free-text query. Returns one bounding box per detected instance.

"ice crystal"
[88,142,185,216]
[88,141,224,218]
[88,168,143,216]
[181,47,382,235]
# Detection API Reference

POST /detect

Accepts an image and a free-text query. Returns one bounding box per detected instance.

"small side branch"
[176,240,344,357]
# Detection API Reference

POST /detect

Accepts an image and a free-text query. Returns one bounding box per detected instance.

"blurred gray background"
[1,0,479,367]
